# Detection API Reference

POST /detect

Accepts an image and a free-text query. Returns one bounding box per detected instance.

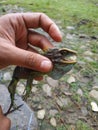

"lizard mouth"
[59,48,77,64]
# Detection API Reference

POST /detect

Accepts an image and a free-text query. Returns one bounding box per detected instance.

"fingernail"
[41,60,52,70]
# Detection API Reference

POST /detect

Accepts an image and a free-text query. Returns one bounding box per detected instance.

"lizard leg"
[4,78,21,115]
[23,75,33,101]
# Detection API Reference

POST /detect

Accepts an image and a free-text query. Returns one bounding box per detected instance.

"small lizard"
[4,48,77,115]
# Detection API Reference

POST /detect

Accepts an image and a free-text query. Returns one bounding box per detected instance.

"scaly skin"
[4,48,77,115]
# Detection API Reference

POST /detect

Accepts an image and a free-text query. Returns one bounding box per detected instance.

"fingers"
[0,42,52,72]
[22,13,62,42]
[28,30,53,50]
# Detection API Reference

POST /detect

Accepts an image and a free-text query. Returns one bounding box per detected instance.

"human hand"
[0,13,62,72]
[0,106,11,130]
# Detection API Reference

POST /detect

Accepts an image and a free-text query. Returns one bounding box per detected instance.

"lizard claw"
[4,104,23,116]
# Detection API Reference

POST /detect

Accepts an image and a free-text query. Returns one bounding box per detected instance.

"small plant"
[76,120,93,130]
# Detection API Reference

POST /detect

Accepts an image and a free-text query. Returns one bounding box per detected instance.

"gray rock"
[89,90,98,101]
[3,72,12,81]
[92,86,98,90]
[81,106,88,116]
[67,76,76,84]
[31,87,38,93]
[16,83,25,96]
[56,97,71,107]
[84,51,93,56]
[93,77,98,86]
[66,33,75,40]
[66,26,75,30]
[42,84,52,97]
[49,109,58,116]
[0,84,38,130]
[46,77,59,88]
[76,88,83,96]
[84,57,94,62]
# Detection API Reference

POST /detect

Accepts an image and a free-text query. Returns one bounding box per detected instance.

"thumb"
[8,45,53,72]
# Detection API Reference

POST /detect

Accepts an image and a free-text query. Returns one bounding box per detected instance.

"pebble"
[89,90,98,101]
[37,109,46,119]
[67,76,76,84]
[80,45,87,50]
[92,86,98,90]
[84,57,94,62]
[91,101,98,112]
[16,83,25,96]
[76,88,83,96]
[31,87,38,93]
[42,84,52,97]
[81,106,88,116]
[66,33,75,40]
[49,109,58,116]
[93,77,98,86]
[79,34,89,39]
[33,80,39,85]
[56,97,71,107]
[46,77,59,88]
[66,26,75,30]
[50,117,57,127]
[84,51,93,56]
[3,72,12,81]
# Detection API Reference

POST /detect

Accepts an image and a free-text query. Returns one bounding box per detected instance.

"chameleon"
[4,48,77,115]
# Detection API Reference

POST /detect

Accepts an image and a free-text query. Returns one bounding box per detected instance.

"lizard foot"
[4,104,23,116]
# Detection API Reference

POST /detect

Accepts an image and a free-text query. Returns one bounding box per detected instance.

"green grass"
[57,120,93,130]
[1,0,98,22]
[1,0,98,35]
[76,120,93,130]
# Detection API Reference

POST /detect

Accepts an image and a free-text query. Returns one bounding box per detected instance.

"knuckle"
[25,52,41,69]
[25,53,35,68]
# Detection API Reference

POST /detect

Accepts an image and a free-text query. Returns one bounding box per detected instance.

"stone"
[0,84,38,130]
[93,77,98,86]
[56,97,71,107]
[84,51,93,56]
[80,45,87,50]
[3,72,12,81]
[66,33,73,40]
[89,90,98,101]
[81,106,88,116]
[31,87,38,93]
[42,84,52,97]
[46,77,59,88]
[49,109,58,116]
[67,76,76,84]
[37,109,46,119]
[79,34,88,39]
[91,101,98,112]
[84,57,94,62]
[92,86,98,90]
[66,26,75,30]
[50,117,57,127]
[76,88,83,96]
[16,83,25,96]
[33,80,39,85]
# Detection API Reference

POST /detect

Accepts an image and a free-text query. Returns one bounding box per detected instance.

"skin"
[0,13,62,130]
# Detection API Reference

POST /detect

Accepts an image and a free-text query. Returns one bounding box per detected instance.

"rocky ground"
[0,4,98,130]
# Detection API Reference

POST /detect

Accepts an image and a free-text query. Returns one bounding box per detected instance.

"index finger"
[22,12,62,42]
